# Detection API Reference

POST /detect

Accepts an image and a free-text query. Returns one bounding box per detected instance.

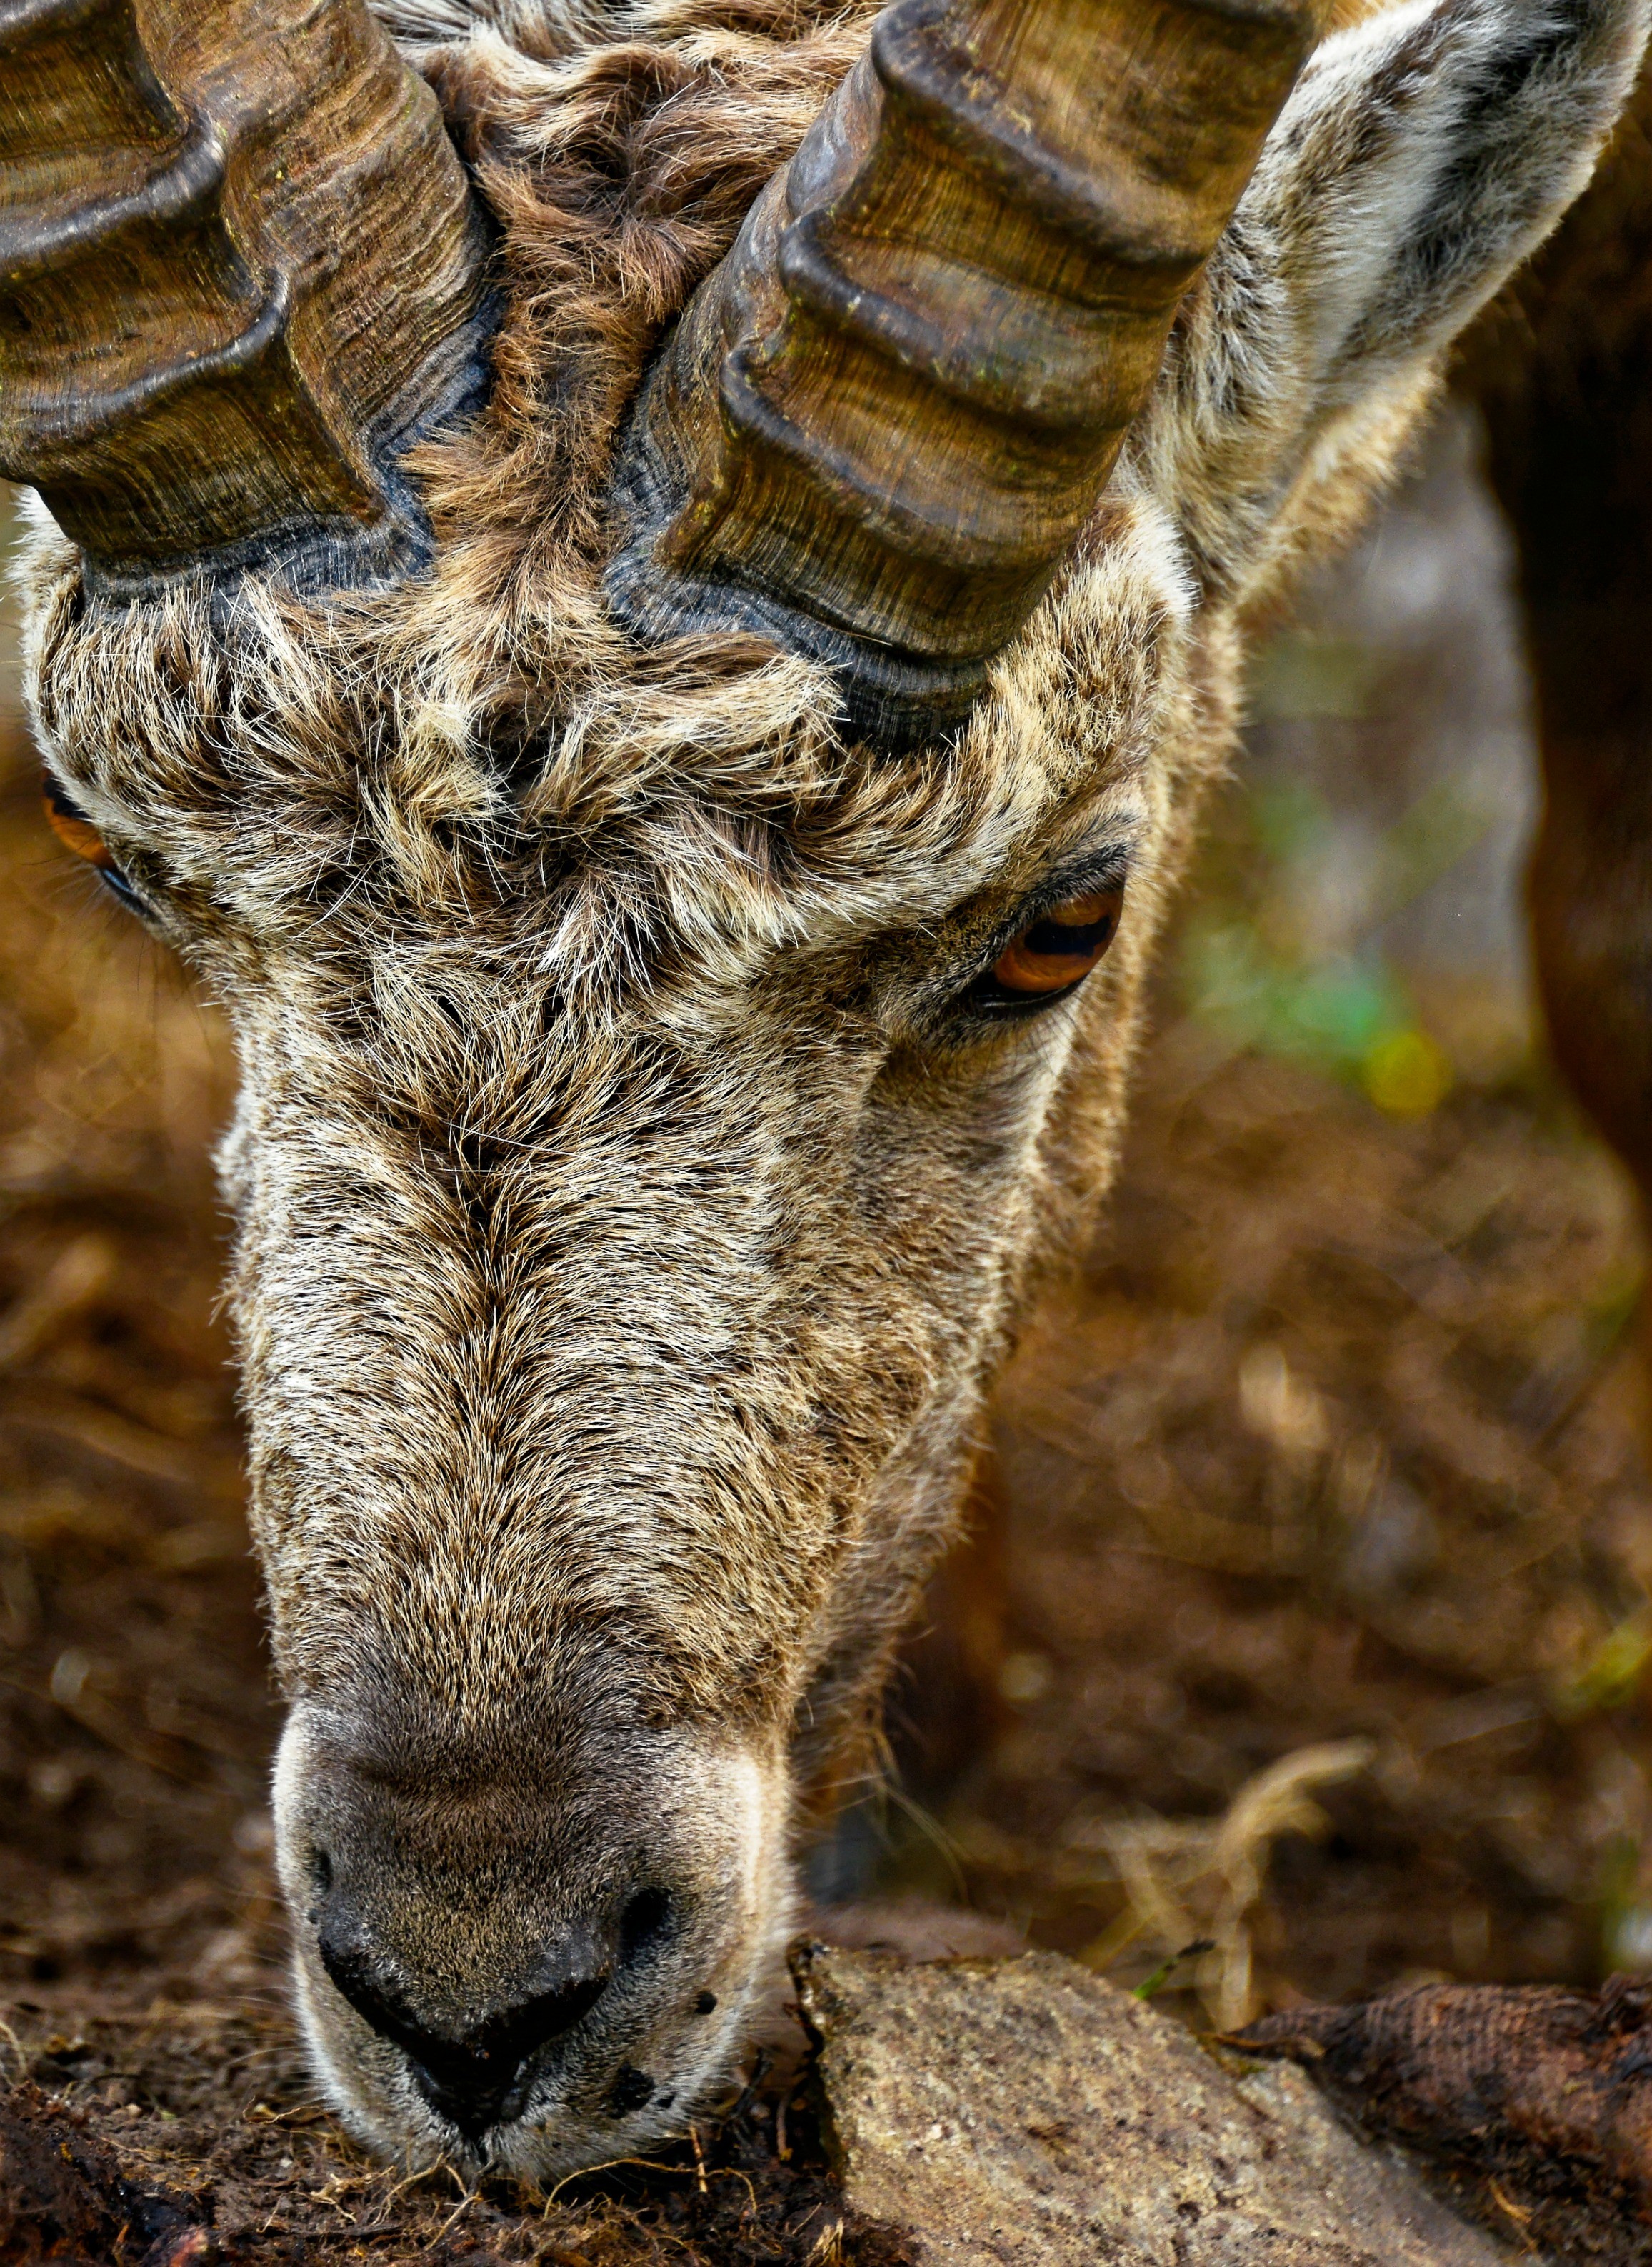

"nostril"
[619,1885,673,1964]
[316,1931,426,2061]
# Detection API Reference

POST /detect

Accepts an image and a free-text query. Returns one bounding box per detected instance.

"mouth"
[317,1934,614,2141]
[294,1937,771,2176]
[275,1716,796,2174]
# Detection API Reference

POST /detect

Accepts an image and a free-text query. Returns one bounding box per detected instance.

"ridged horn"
[606,0,1315,748]
[0,0,491,590]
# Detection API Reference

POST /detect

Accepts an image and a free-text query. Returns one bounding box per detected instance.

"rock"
[791,1943,1524,2267]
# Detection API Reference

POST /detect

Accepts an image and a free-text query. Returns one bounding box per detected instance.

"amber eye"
[986,886,1123,1002]
[41,774,145,912]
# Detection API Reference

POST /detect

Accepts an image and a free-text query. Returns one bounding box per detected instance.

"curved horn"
[606,0,1315,747]
[0,0,490,589]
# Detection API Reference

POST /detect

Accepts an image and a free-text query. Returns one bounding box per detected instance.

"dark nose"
[316,1921,611,2141]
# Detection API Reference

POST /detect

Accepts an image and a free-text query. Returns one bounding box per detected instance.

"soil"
[927,1029,1652,2018]
[3,703,1651,2258]
[0,2003,917,2265]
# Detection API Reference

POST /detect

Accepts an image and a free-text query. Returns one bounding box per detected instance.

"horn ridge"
[605,0,1316,749]
[716,354,1099,575]
[774,221,1176,429]
[867,1,1216,271]
[14,274,294,459]
[0,0,108,32]
[0,0,491,590]
[0,119,224,284]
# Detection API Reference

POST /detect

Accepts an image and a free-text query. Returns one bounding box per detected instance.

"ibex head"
[9,0,1643,2176]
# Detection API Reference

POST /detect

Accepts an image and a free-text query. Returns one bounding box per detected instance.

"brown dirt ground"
[4,707,1651,2258]
[941,1038,1652,2008]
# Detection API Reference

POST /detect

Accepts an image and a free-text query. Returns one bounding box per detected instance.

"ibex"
[5,0,1646,2179]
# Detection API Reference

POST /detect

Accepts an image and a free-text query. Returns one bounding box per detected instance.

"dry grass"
[1071,1737,1375,2028]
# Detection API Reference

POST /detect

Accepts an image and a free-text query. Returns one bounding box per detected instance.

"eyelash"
[92,864,149,916]
[958,864,1129,1022]
[41,774,149,916]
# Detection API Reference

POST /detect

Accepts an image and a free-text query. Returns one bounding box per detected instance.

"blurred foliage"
[1554,1608,1652,1723]
[1176,629,1508,1116]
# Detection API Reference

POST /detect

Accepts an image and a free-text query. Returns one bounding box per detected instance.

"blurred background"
[3,398,1651,2041]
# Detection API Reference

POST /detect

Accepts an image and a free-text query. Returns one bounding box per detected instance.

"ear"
[1136,0,1650,599]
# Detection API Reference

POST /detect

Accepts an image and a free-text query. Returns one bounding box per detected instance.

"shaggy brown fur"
[15,0,1647,2180]
[1456,48,1652,1216]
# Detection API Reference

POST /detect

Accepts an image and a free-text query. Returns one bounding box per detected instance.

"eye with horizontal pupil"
[988,886,1123,1000]
[41,774,145,912]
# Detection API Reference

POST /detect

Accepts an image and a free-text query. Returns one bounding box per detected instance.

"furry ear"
[1136,0,1650,600]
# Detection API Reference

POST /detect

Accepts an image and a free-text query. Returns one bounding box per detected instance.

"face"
[29,507,1201,2172]
[17,0,1627,2171]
